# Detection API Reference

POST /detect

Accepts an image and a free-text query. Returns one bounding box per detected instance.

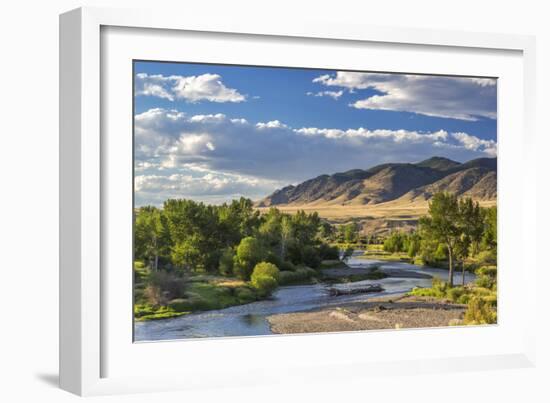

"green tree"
[406,232,421,258]
[171,236,201,272]
[419,193,461,287]
[134,206,170,271]
[234,236,265,280]
[340,222,359,244]
[481,206,497,252]
[218,247,235,276]
[457,198,484,284]
[250,262,280,296]
[383,231,404,253]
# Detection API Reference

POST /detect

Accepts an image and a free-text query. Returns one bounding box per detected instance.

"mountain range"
[257,156,497,208]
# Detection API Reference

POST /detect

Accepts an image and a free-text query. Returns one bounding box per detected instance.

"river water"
[134,252,475,341]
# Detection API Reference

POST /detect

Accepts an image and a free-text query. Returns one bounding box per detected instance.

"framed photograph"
[60,7,537,396]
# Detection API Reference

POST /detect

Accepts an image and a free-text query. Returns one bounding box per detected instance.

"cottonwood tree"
[419,193,461,287]
[135,206,170,271]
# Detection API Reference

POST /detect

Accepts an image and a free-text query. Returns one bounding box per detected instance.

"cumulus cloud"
[135,166,283,206]
[313,72,497,121]
[135,73,247,103]
[452,132,497,157]
[256,120,288,129]
[134,108,497,205]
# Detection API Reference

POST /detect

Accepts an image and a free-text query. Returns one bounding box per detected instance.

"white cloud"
[296,127,449,143]
[135,73,246,103]
[452,132,497,157]
[256,120,288,129]
[134,108,497,205]
[313,72,497,121]
[306,90,344,100]
[134,165,284,206]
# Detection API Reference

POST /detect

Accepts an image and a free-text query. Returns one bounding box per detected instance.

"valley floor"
[258,199,497,222]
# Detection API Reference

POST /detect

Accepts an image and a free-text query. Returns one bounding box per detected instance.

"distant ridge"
[257,156,497,207]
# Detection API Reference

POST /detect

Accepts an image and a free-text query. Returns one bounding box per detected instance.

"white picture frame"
[59,6,537,396]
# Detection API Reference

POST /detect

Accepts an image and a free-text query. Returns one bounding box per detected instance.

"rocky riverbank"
[267,294,466,334]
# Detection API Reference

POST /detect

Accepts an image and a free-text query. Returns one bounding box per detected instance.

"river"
[134,252,475,341]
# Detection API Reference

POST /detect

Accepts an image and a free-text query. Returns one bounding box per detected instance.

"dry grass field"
[257,199,496,222]
[256,199,496,235]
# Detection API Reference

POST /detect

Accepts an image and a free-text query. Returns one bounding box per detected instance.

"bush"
[475,266,496,290]
[235,286,256,303]
[250,262,280,296]
[251,261,280,282]
[476,250,497,265]
[251,275,278,297]
[457,294,471,304]
[167,298,191,312]
[279,260,297,272]
[446,286,466,302]
[142,271,186,306]
[319,243,340,260]
[477,265,497,289]
[431,277,448,295]
[477,265,497,277]
[279,266,317,285]
[464,297,497,324]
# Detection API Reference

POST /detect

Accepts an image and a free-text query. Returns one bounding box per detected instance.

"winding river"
[134,252,475,341]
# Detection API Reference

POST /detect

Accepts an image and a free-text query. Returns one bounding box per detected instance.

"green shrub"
[319,243,340,260]
[457,294,471,304]
[279,266,317,285]
[476,250,497,265]
[464,297,497,324]
[446,286,466,302]
[235,287,256,303]
[251,262,280,282]
[250,262,280,296]
[251,275,278,297]
[409,277,448,299]
[431,277,448,295]
[279,260,297,272]
[482,294,497,307]
[167,298,190,312]
[477,265,497,277]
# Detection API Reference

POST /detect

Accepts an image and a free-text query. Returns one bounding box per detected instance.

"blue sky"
[134,61,497,206]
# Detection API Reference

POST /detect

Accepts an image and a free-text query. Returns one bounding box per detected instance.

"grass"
[357,244,410,262]
[134,271,262,321]
[408,272,497,325]
[256,199,496,221]
[134,304,190,321]
[279,266,319,285]
[170,279,260,312]
[321,267,388,284]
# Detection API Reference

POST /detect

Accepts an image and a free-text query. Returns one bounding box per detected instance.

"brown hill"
[257,156,496,208]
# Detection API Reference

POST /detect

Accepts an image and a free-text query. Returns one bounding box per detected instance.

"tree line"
[134,197,339,282]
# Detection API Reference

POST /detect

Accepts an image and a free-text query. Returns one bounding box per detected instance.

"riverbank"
[266,294,466,334]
